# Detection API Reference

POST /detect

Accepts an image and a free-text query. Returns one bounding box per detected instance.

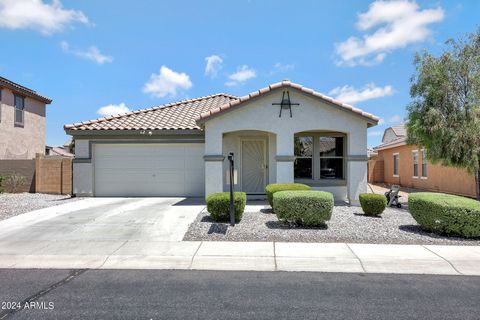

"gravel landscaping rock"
[0,193,80,221]
[183,204,480,245]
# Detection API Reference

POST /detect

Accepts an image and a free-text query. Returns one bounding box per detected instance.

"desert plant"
[3,172,27,193]
[206,192,247,222]
[359,193,387,216]
[265,183,311,207]
[0,175,4,193]
[408,192,480,237]
[273,190,334,227]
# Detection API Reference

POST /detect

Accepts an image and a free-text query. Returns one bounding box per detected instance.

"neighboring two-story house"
[369,124,476,198]
[0,76,52,159]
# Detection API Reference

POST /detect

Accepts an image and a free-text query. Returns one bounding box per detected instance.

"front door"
[241,139,267,194]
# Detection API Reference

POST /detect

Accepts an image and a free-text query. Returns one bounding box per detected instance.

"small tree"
[4,172,27,193]
[406,30,480,200]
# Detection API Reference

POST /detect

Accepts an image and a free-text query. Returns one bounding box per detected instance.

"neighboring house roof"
[65,80,380,132]
[367,148,378,158]
[390,124,406,137]
[63,138,73,148]
[376,124,407,150]
[196,80,379,126]
[0,76,52,104]
[374,136,407,151]
[45,146,74,157]
[64,93,237,131]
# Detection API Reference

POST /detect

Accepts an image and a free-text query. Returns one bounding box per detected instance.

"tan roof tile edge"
[0,76,52,104]
[64,93,238,130]
[195,80,380,123]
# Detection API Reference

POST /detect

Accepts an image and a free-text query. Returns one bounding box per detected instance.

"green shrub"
[273,190,334,226]
[0,175,4,193]
[408,192,480,237]
[265,183,311,207]
[206,192,247,222]
[359,193,387,216]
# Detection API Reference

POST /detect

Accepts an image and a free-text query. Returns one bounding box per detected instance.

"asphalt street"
[0,269,479,319]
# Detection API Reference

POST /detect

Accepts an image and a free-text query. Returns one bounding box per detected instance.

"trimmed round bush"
[408,192,480,237]
[206,192,246,222]
[273,190,334,226]
[359,193,387,216]
[265,183,311,207]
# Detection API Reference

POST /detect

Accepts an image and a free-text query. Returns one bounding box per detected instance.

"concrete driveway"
[0,197,205,264]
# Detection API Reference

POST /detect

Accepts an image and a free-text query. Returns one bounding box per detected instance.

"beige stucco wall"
[0,87,46,159]
[378,144,476,198]
[222,130,277,192]
[203,89,371,203]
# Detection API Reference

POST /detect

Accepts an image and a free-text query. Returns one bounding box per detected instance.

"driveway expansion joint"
[188,241,203,269]
[97,240,130,269]
[345,243,366,273]
[421,245,463,275]
[273,241,278,271]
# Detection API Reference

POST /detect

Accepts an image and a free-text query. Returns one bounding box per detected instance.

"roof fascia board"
[66,129,205,137]
[374,141,407,151]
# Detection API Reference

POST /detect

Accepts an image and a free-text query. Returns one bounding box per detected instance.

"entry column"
[275,131,294,183]
[204,127,224,196]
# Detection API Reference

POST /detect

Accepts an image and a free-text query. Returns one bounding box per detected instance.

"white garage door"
[93,143,205,197]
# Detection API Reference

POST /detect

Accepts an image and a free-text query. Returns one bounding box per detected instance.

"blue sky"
[0,0,478,147]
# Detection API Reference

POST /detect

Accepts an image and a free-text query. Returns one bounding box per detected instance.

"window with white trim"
[412,151,419,177]
[393,154,399,176]
[294,136,313,179]
[319,136,344,180]
[421,149,427,177]
[294,133,346,182]
[14,94,25,125]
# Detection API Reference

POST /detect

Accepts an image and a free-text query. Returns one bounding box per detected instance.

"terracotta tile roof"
[374,136,407,150]
[45,146,74,158]
[65,80,381,132]
[64,93,238,131]
[0,76,52,104]
[196,80,380,125]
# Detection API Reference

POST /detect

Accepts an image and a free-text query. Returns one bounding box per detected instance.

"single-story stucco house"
[65,80,379,204]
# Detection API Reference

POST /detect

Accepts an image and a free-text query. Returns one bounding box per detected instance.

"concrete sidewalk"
[0,241,479,276]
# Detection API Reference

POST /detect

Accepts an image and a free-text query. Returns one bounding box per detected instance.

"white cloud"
[335,0,444,66]
[143,66,192,98]
[368,130,384,137]
[77,46,112,64]
[97,103,129,117]
[378,118,385,125]
[329,83,394,104]
[205,55,223,78]
[388,114,403,124]
[225,65,256,86]
[271,62,295,74]
[0,0,89,35]
[61,41,113,64]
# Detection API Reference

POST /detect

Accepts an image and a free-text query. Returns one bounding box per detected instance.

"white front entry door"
[241,139,267,194]
[93,143,205,197]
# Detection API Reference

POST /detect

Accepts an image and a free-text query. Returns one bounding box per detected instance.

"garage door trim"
[92,141,205,197]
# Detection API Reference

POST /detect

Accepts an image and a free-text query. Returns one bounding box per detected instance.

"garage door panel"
[96,171,184,183]
[96,160,156,170]
[96,158,187,170]
[94,143,205,197]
